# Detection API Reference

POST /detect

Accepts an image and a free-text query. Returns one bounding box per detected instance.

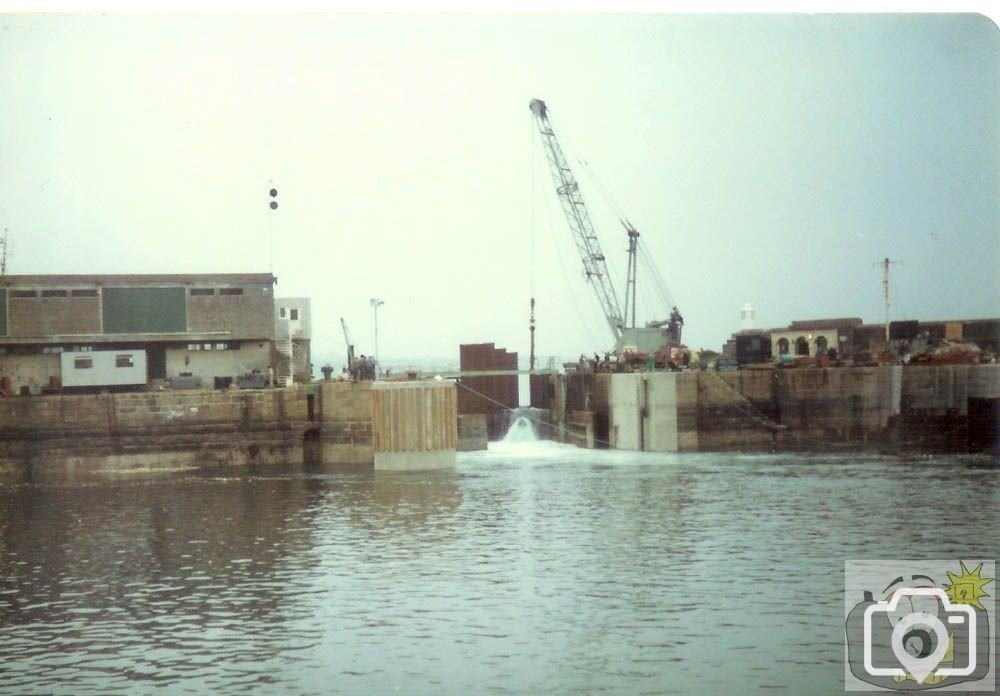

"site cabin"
[60,350,148,389]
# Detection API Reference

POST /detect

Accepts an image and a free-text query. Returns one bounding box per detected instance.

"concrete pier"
[0,380,457,482]
[371,381,456,471]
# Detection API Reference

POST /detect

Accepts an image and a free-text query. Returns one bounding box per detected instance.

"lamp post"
[370,298,384,378]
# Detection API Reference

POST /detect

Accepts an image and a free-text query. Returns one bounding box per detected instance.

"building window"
[42,346,64,354]
[115,355,134,368]
[279,307,286,318]
[290,308,299,320]
[190,288,215,296]
[187,343,201,351]
[214,342,230,351]
[203,343,213,351]
[71,289,99,297]
[777,338,790,355]
[219,288,243,296]
[74,357,93,369]
[815,336,828,356]
[11,290,37,298]
[41,289,68,298]
[73,345,92,352]
[795,337,810,356]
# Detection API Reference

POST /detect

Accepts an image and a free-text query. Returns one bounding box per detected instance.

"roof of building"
[1,273,276,286]
[786,318,864,330]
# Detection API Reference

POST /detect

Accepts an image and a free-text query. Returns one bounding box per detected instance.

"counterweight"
[529,99,625,344]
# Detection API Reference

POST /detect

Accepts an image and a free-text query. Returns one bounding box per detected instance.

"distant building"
[0,273,281,394]
[770,318,863,359]
[722,316,1000,365]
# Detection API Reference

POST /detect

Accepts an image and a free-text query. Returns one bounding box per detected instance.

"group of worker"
[349,354,378,381]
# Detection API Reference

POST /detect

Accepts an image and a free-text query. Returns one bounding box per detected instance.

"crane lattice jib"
[530,99,624,343]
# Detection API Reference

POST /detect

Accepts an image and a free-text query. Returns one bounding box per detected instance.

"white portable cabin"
[60,350,148,388]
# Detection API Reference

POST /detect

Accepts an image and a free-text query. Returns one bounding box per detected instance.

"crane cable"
[637,238,676,310]
[555,111,680,322]
[549,112,625,306]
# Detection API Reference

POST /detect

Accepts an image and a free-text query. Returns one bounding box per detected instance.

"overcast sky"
[1,12,997,369]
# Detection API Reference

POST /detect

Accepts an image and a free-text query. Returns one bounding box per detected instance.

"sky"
[1,11,997,370]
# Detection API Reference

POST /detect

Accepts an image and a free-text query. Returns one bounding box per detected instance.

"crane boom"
[340,317,355,367]
[530,98,625,344]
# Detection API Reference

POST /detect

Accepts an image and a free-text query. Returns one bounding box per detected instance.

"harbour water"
[0,442,996,694]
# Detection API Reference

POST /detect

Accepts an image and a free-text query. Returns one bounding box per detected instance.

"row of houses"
[0,274,311,395]
[723,316,1000,365]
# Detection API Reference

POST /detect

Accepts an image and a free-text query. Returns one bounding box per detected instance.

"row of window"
[4,344,239,355]
[776,336,831,356]
[190,288,244,296]
[10,289,99,298]
[6,287,245,299]
[187,343,235,351]
[278,307,300,320]
[73,355,134,369]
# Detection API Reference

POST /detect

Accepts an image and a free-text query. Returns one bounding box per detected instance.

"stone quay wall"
[536,365,999,454]
[0,380,457,482]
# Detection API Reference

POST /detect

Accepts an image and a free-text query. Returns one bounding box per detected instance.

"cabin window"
[74,357,93,369]
[115,355,134,368]
[219,288,243,296]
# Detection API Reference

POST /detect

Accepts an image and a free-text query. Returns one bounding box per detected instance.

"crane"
[529,98,626,344]
[530,98,686,364]
[340,317,355,368]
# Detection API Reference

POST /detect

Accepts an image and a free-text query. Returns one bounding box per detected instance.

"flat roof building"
[1,273,281,394]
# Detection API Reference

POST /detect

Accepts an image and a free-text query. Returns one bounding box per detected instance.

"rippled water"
[1,443,997,695]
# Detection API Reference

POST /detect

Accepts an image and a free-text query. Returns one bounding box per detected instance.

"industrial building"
[0,273,312,395]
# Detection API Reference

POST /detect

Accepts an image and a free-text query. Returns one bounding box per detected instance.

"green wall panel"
[0,289,6,336]
[102,287,187,334]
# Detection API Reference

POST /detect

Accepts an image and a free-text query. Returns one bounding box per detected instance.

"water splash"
[502,416,538,443]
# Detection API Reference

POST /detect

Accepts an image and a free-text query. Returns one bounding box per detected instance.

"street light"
[370,298,384,378]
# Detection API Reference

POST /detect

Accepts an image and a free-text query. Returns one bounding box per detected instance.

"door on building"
[148,346,167,380]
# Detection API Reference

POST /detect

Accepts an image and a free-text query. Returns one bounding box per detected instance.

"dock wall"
[549,365,999,454]
[0,380,457,482]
